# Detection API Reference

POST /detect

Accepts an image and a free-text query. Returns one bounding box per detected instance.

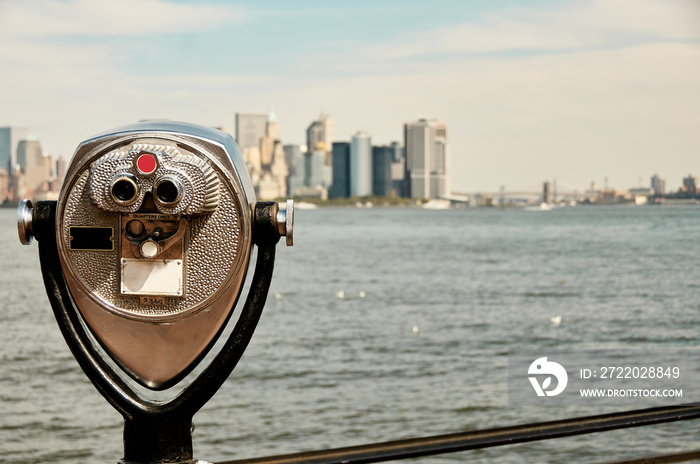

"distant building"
[0,126,29,173]
[259,112,279,168]
[11,166,24,201]
[404,119,448,199]
[305,149,327,191]
[252,112,288,200]
[390,141,403,163]
[650,174,665,195]
[330,142,350,199]
[388,142,406,197]
[267,143,288,199]
[256,173,281,200]
[56,155,66,184]
[629,187,653,204]
[372,145,392,197]
[306,113,333,155]
[350,131,372,197]
[306,122,323,153]
[391,162,405,197]
[236,113,268,177]
[284,144,306,196]
[306,113,334,187]
[17,137,51,199]
[682,174,696,193]
[236,111,288,200]
[0,168,8,204]
[543,181,552,204]
[235,113,267,152]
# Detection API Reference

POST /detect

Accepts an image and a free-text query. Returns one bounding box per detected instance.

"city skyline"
[0,1,698,192]
[3,115,696,206]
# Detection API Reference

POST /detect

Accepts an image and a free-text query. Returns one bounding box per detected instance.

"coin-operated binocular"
[18,121,293,464]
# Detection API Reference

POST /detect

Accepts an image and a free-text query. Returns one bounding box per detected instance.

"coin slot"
[125,219,146,240]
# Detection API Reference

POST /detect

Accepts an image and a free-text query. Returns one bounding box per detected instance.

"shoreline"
[2,197,698,210]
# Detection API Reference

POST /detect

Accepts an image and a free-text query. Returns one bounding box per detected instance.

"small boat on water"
[524,202,552,212]
[422,199,451,210]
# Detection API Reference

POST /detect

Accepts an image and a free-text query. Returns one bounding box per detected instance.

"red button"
[137,154,157,174]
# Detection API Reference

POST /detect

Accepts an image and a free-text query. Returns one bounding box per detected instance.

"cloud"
[267,40,700,191]
[0,0,697,192]
[337,0,700,62]
[0,0,250,37]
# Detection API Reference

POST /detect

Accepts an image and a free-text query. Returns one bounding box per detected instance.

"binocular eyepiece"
[108,160,183,207]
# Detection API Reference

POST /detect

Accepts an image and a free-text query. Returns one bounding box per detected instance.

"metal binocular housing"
[18,121,293,464]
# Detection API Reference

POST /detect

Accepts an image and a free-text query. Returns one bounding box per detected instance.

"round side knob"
[275,199,294,246]
[17,199,34,245]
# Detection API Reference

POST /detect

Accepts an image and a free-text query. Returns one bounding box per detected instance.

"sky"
[0,0,699,193]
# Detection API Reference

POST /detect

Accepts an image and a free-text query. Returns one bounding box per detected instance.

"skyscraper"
[543,181,552,204]
[306,113,333,154]
[248,111,288,200]
[330,142,351,198]
[56,155,66,183]
[404,119,448,199]
[0,126,29,173]
[682,174,696,193]
[389,142,406,197]
[267,141,288,199]
[235,113,268,152]
[305,149,327,189]
[307,121,323,153]
[306,113,334,187]
[651,174,665,195]
[17,137,50,198]
[350,131,372,197]
[389,141,403,163]
[235,113,267,178]
[260,112,279,168]
[372,145,393,197]
[284,144,306,196]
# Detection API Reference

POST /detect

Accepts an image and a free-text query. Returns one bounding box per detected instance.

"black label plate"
[69,226,114,251]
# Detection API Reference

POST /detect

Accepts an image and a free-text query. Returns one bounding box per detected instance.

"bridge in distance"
[445,190,583,204]
[445,181,585,203]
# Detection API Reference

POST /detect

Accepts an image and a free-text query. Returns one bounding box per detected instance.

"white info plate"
[121,258,183,296]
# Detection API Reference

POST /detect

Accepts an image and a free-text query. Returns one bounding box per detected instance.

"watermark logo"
[528,357,568,397]
[510,350,693,406]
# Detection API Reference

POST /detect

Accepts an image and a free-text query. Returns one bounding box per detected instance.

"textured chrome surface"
[89,143,220,216]
[17,199,34,245]
[62,143,243,318]
[67,120,254,207]
[54,122,255,387]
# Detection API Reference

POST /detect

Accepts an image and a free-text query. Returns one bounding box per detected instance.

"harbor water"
[1,205,699,463]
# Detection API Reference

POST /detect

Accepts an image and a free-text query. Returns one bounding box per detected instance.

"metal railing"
[217,404,700,464]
